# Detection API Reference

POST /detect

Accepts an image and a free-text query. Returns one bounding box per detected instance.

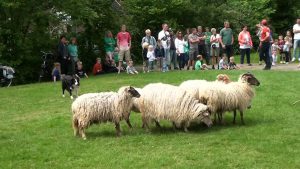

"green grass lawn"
[0,70,299,169]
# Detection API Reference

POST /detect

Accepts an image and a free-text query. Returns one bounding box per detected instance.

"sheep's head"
[216,74,231,84]
[193,104,213,127]
[125,86,141,98]
[240,72,260,86]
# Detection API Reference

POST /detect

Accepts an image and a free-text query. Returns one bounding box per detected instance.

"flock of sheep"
[71,72,260,140]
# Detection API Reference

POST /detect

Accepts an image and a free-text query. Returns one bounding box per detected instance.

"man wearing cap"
[259,19,271,70]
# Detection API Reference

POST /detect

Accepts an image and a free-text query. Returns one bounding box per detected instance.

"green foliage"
[0,71,300,168]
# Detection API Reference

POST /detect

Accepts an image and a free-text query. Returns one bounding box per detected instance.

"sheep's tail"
[72,116,79,136]
[292,100,300,105]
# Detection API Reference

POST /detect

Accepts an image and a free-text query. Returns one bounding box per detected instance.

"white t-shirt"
[158,30,170,49]
[210,34,220,48]
[174,38,185,54]
[147,51,156,61]
[293,24,300,40]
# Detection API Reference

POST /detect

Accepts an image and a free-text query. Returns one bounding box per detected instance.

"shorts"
[225,45,233,58]
[211,47,220,57]
[119,49,131,62]
[189,48,199,61]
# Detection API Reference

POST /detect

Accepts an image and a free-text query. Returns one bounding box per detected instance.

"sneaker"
[259,61,262,65]
[283,61,286,64]
[286,62,289,64]
[272,62,275,66]
[298,58,300,62]
[248,64,252,66]
[292,57,296,62]
[263,67,271,70]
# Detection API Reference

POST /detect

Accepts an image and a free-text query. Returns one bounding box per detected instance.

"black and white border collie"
[62,75,80,99]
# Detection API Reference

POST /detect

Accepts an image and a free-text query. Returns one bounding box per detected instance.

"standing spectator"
[188,28,200,70]
[256,23,263,65]
[68,37,78,75]
[197,26,207,63]
[220,21,234,60]
[147,45,156,72]
[204,27,212,64]
[238,25,253,66]
[283,36,292,64]
[93,58,104,75]
[286,30,293,62]
[104,31,116,62]
[292,18,300,62]
[117,25,131,74]
[158,23,171,69]
[141,29,157,72]
[175,31,186,70]
[155,40,165,71]
[210,28,220,69]
[259,19,271,70]
[57,35,70,75]
[169,30,178,70]
[184,28,190,67]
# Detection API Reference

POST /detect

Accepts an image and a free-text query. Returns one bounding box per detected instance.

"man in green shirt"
[204,27,212,64]
[220,21,234,60]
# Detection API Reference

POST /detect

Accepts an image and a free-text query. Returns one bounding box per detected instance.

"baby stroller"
[0,64,15,87]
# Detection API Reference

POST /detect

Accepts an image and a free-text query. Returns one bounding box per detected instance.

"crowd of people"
[52,18,300,81]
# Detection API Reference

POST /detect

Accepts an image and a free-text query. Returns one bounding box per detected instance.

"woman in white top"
[210,28,220,69]
[175,31,186,70]
[238,25,253,66]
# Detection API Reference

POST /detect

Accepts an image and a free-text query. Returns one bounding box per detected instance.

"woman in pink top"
[238,25,253,66]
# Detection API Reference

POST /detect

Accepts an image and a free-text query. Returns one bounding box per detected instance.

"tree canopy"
[0,0,299,84]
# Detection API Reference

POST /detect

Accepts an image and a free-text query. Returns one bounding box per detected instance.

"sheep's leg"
[217,112,222,124]
[219,113,225,125]
[154,120,161,128]
[240,111,245,125]
[115,122,121,137]
[183,122,189,132]
[125,118,133,129]
[233,110,237,124]
[79,127,87,140]
[213,113,217,124]
[172,122,178,131]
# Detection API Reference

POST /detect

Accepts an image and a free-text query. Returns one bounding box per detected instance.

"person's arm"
[293,26,300,34]
[141,37,145,47]
[231,35,234,45]
[128,33,132,49]
[116,33,120,49]
[152,37,157,49]
[219,30,225,48]
[249,32,253,47]
[238,32,243,44]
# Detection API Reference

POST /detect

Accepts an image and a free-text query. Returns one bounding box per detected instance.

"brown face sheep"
[72,86,140,139]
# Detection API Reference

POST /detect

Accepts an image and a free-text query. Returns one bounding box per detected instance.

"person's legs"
[262,42,271,69]
[125,50,131,65]
[164,48,171,67]
[205,44,211,64]
[170,49,177,69]
[246,48,251,64]
[240,49,245,64]
[118,50,125,73]
[285,51,290,63]
[292,39,300,61]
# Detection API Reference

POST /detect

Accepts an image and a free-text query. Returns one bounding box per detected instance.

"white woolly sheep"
[180,73,260,125]
[72,86,140,139]
[138,83,212,132]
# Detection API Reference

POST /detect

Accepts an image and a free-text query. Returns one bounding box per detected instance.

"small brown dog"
[216,74,230,84]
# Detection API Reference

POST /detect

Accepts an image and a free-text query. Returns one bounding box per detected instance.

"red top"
[260,26,270,42]
[238,31,253,47]
[117,32,131,49]
[93,63,102,75]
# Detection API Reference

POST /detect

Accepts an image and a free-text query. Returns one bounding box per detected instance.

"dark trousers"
[240,48,251,64]
[198,44,206,58]
[225,45,233,61]
[178,53,185,69]
[284,51,290,62]
[259,42,271,69]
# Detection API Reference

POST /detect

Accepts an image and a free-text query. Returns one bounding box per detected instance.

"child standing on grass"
[218,54,228,70]
[278,35,285,63]
[228,56,240,69]
[283,36,292,64]
[126,60,138,74]
[271,39,281,65]
[147,45,156,72]
[195,55,207,70]
[155,40,165,72]
[52,62,61,82]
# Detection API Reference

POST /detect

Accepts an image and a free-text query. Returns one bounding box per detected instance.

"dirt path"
[238,63,300,71]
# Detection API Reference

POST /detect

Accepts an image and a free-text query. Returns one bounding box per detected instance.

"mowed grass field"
[0,70,300,169]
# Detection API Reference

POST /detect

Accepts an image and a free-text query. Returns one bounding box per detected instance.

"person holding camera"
[210,28,220,69]
[158,23,171,70]
[238,25,253,66]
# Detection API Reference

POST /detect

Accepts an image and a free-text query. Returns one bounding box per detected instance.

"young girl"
[126,60,138,74]
[285,31,293,62]
[283,36,292,64]
[147,45,156,72]
[195,55,207,70]
[271,39,281,65]
[278,35,285,63]
[52,62,61,82]
[228,56,240,69]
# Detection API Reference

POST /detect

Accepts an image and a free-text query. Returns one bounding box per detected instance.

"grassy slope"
[0,70,299,169]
